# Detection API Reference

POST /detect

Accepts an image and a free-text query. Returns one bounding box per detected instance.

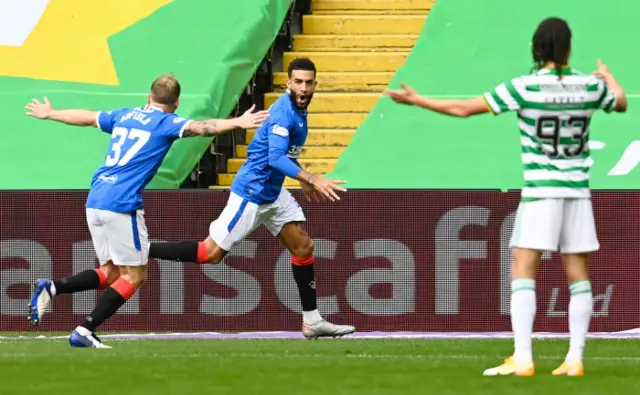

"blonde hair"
[150,74,181,105]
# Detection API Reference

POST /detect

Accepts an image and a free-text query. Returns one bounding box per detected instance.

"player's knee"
[197,238,227,264]
[126,276,146,289]
[99,262,121,286]
[563,253,589,282]
[120,266,147,289]
[105,269,121,286]
[290,237,314,259]
[511,248,541,279]
[204,248,226,264]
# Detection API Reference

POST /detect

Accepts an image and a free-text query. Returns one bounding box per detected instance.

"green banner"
[0,0,292,189]
[329,0,640,190]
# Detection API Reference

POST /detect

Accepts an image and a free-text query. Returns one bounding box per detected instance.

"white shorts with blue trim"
[210,188,306,251]
[86,208,150,266]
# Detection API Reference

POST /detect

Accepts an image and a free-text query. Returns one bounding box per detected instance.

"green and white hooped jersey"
[483,67,617,200]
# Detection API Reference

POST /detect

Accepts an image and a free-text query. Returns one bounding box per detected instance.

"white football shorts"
[210,188,306,251]
[509,198,599,254]
[86,208,150,266]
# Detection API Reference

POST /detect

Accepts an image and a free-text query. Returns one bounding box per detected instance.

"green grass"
[0,337,638,395]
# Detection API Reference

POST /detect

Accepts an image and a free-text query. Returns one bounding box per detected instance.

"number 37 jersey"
[86,106,191,213]
[483,67,618,200]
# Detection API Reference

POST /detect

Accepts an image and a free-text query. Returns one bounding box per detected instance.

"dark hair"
[531,17,572,79]
[287,57,316,78]
[150,74,181,105]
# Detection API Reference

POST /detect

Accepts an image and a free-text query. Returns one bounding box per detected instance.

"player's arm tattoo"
[183,120,220,137]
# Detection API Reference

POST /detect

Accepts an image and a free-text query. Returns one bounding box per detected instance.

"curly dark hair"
[287,57,316,78]
[531,17,572,79]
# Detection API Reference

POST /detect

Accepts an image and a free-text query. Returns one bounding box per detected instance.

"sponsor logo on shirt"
[98,175,118,184]
[272,125,289,137]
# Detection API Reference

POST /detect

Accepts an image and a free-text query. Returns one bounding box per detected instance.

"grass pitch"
[1,335,638,394]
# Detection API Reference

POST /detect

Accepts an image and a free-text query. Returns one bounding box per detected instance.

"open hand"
[383,83,419,105]
[311,177,347,202]
[26,97,53,119]
[237,104,270,129]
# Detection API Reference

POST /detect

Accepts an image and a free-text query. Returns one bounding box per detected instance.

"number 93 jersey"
[85,106,191,213]
[483,67,618,200]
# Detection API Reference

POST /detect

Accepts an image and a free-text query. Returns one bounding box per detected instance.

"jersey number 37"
[105,127,151,167]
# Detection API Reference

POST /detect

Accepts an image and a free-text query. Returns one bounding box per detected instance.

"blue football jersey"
[231,91,308,204]
[85,106,191,213]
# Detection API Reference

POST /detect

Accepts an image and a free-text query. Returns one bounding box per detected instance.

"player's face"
[287,70,316,110]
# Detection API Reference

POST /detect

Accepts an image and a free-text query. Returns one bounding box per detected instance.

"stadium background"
[1,0,639,335]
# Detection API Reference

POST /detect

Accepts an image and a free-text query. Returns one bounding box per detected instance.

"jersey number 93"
[535,116,589,158]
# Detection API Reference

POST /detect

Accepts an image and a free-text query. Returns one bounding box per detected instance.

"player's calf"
[28,266,115,326]
[277,222,354,337]
[118,265,147,288]
[509,248,541,366]
[561,253,592,367]
[70,266,145,348]
[278,224,319,324]
[54,267,112,295]
[288,235,314,259]
[149,238,226,264]
[292,254,319,323]
[294,254,356,339]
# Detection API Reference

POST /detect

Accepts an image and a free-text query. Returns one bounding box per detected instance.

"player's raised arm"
[182,105,269,137]
[25,97,98,127]
[593,59,628,113]
[384,83,490,118]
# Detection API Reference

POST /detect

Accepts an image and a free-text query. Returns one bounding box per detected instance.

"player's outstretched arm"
[593,59,628,113]
[183,105,269,137]
[384,83,489,118]
[25,97,98,127]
